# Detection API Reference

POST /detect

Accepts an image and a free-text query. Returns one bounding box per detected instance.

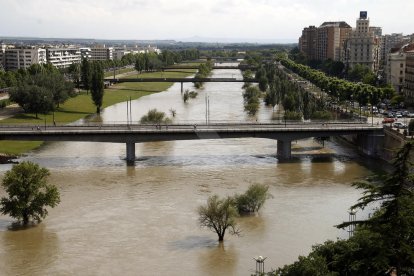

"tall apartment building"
[317,22,352,61]
[386,51,406,93]
[90,46,114,61]
[404,51,414,104]
[4,47,47,70]
[299,26,315,60]
[381,33,404,66]
[299,22,351,62]
[46,48,81,69]
[345,11,381,72]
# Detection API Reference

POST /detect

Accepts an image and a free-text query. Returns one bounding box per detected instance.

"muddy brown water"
[0,66,374,275]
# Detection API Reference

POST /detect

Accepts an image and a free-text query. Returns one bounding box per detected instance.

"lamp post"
[253,256,267,274]
[43,96,47,130]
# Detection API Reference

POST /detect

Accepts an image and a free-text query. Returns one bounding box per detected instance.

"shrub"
[284,111,302,121]
[140,109,171,124]
[233,184,271,213]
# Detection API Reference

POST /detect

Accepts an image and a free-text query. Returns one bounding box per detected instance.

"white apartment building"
[46,48,81,69]
[4,47,47,70]
[386,51,406,93]
[113,49,131,60]
[79,48,91,60]
[381,33,404,66]
[0,43,6,70]
[90,46,114,61]
[345,11,380,72]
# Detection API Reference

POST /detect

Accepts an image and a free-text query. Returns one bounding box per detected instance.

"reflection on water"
[0,224,60,276]
[0,65,377,275]
[199,242,238,276]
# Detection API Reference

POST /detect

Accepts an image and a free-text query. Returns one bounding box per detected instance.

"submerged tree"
[140,109,171,124]
[198,195,240,242]
[0,161,60,225]
[233,184,271,214]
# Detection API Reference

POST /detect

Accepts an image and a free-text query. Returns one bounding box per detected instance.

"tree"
[233,184,271,214]
[81,58,91,92]
[0,161,60,225]
[337,142,414,274]
[68,62,81,88]
[140,109,171,124]
[275,143,414,275]
[198,195,240,242]
[90,62,104,114]
[9,83,54,118]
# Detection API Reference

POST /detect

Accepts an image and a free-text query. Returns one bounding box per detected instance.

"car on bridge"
[393,122,407,129]
[382,118,395,124]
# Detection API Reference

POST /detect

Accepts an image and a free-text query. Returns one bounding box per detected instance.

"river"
[0,65,375,275]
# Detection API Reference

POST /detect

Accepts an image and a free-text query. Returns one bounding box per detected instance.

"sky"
[0,0,413,43]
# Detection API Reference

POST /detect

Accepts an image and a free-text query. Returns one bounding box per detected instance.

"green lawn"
[0,68,197,156]
[104,67,136,78]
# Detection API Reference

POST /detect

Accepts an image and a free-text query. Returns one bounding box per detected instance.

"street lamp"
[253,256,267,274]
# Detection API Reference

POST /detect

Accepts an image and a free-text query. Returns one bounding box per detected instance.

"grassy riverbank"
[0,68,197,156]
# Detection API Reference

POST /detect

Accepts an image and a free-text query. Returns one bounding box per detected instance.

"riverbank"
[0,68,197,157]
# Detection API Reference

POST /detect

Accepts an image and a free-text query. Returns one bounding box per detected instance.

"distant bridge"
[0,122,383,165]
[105,77,259,91]
[161,65,257,70]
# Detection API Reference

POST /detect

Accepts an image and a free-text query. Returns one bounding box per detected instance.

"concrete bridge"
[106,78,259,92]
[0,122,383,165]
[161,65,257,70]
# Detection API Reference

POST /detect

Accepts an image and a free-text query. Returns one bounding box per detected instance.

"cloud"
[0,0,412,40]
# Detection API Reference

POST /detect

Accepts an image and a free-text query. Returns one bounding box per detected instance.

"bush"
[233,184,271,213]
[311,111,333,120]
[284,111,302,121]
[140,109,172,124]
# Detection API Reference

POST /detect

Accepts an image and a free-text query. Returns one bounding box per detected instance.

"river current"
[0,65,374,275]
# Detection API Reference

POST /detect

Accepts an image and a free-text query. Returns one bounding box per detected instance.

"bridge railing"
[0,119,380,130]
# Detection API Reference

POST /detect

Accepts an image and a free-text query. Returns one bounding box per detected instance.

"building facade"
[386,51,406,94]
[46,48,81,69]
[299,22,351,62]
[4,47,47,70]
[90,46,114,61]
[381,33,404,66]
[79,48,91,60]
[345,11,381,72]
[404,51,414,104]
[0,43,6,70]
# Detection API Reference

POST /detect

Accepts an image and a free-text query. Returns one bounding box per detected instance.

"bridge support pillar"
[181,82,183,93]
[126,142,135,165]
[277,140,292,159]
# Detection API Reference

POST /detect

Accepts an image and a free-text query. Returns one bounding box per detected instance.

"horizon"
[1,1,413,42]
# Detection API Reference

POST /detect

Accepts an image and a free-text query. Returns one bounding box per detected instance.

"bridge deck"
[105,77,258,83]
[0,123,384,143]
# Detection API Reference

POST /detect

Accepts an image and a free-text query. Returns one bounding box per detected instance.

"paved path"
[0,104,23,121]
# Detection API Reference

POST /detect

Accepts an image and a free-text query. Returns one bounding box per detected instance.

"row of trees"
[247,63,333,121]
[288,47,379,85]
[278,56,397,116]
[274,142,414,275]
[0,63,59,89]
